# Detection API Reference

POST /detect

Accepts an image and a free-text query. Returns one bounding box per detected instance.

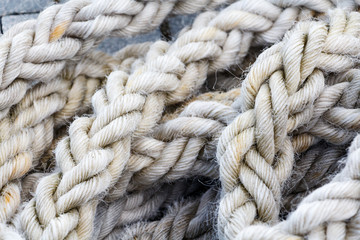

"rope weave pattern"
[0,0,358,239]
[236,134,360,239]
[0,0,228,117]
[217,9,360,239]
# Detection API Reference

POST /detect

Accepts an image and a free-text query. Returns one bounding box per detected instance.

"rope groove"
[0,0,358,239]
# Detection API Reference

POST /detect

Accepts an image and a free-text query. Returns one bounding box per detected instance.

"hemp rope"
[19,0,321,236]
[13,88,239,238]
[0,0,229,116]
[0,0,314,225]
[93,101,237,238]
[0,40,159,232]
[0,0,355,117]
[0,75,100,225]
[217,9,360,239]
[0,49,133,227]
[0,42,156,236]
[107,186,219,240]
[96,76,358,238]
[95,136,355,240]
[282,143,347,211]
[2,43,236,235]
[94,178,212,239]
[0,0,354,199]
[19,74,348,238]
[235,134,360,239]
[0,0,359,239]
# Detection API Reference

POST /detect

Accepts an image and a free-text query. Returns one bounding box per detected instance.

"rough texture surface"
[0,0,195,54]
[2,13,39,32]
[0,0,53,16]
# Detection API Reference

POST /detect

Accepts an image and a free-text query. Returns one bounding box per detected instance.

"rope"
[0,0,228,116]
[235,134,360,239]
[0,0,358,239]
[107,186,219,240]
[217,9,360,239]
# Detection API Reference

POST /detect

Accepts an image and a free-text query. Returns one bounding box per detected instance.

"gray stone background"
[0,0,196,54]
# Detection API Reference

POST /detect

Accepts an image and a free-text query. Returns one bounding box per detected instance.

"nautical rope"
[0,49,132,227]
[0,0,229,116]
[282,143,347,211]
[0,0,358,239]
[107,186,219,240]
[19,0,318,236]
[235,134,360,239]
[217,9,360,239]
[0,76,100,225]
[94,178,211,239]
[0,0,356,116]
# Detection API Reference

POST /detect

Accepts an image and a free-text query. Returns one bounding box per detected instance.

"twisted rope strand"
[236,134,360,239]
[97,76,359,238]
[0,0,357,118]
[0,0,230,117]
[0,49,127,234]
[0,40,158,233]
[0,0,356,238]
[217,9,360,239]
[0,75,103,227]
[282,143,347,212]
[106,186,219,240]
[94,100,238,237]
[19,1,321,237]
[94,178,210,239]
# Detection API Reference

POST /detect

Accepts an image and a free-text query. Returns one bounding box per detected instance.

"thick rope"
[282,143,346,212]
[0,49,128,229]
[104,139,353,240]
[92,73,359,237]
[235,134,360,239]
[94,100,237,238]
[1,0,357,118]
[94,178,211,239]
[106,186,219,240]
[18,1,299,237]
[0,41,156,231]
[0,0,357,239]
[0,76,100,225]
[217,9,360,239]
[0,0,229,117]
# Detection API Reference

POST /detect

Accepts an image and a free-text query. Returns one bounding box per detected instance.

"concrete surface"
[0,0,195,54]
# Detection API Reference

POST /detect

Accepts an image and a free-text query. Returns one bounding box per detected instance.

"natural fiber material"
[217,9,360,239]
[0,0,359,239]
[235,134,360,239]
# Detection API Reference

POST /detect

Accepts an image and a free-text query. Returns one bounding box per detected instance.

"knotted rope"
[217,9,360,239]
[0,0,358,239]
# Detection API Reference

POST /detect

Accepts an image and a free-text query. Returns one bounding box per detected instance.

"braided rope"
[0,48,135,229]
[1,0,356,116]
[0,75,100,225]
[235,134,360,239]
[217,9,360,239]
[16,73,354,239]
[92,135,357,240]
[94,178,210,239]
[107,186,219,240]
[0,0,229,117]
[77,75,358,238]
[19,1,326,237]
[0,0,357,238]
[94,100,237,237]
[0,40,155,233]
[282,143,346,210]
